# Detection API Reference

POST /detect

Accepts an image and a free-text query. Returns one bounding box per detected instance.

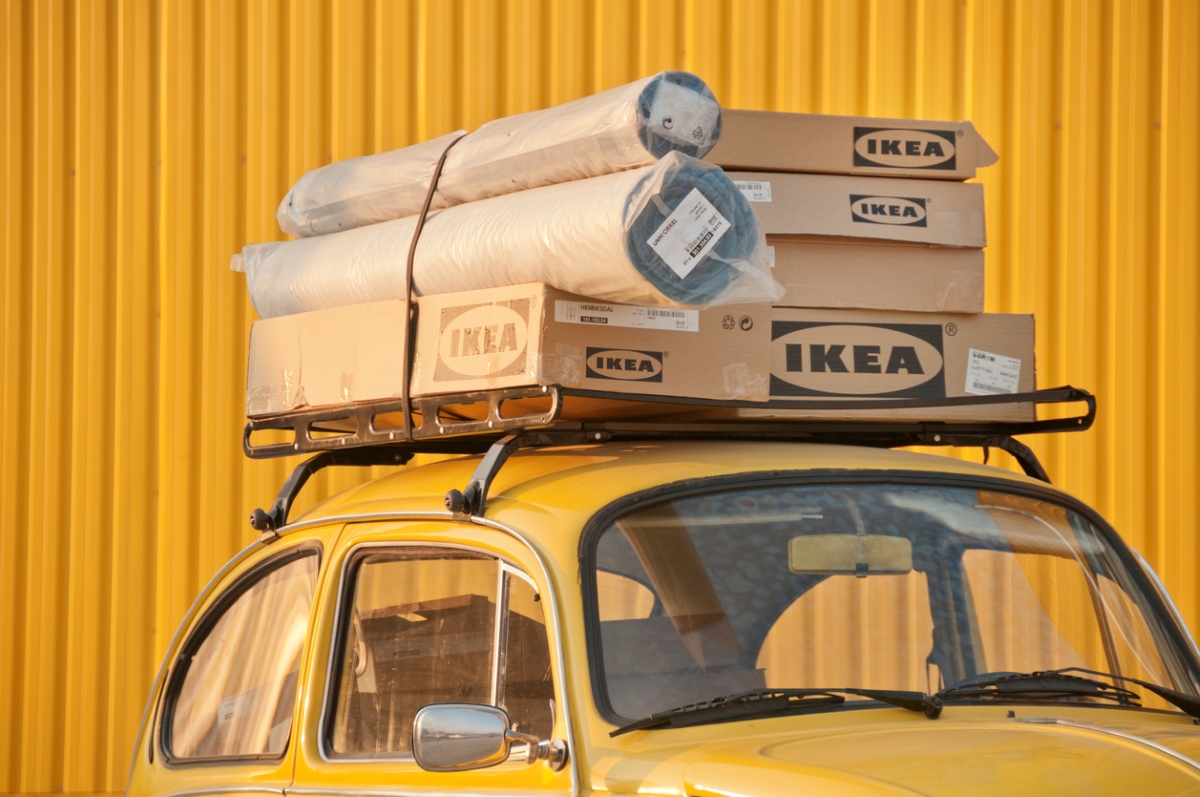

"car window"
[167,550,318,760]
[588,482,1200,720]
[499,571,555,739]
[327,547,555,758]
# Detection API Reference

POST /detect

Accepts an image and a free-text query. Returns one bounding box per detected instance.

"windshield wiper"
[1049,667,1200,720]
[937,670,1141,707]
[936,667,1200,718]
[609,687,943,736]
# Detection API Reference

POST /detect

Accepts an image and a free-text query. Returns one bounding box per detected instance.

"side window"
[499,571,554,739]
[327,547,555,758]
[165,549,319,761]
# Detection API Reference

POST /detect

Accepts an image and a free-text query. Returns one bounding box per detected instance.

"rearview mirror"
[412,703,568,772]
[789,534,912,576]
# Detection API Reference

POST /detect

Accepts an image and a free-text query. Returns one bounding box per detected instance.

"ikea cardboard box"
[768,235,985,313]
[731,171,986,247]
[707,109,999,180]
[246,300,408,417]
[744,308,1035,422]
[413,283,771,402]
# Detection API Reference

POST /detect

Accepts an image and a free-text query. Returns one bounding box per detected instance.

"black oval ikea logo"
[585,348,664,382]
[850,195,927,227]
[772,324,944,395]
[853,127,957,169]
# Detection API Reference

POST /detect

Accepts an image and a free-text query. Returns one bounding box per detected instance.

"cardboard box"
[413,283,771,402]
[768,235,985,313]
[731,171,986,247]
[246,300,408,417]
[707,109,998,180]
[742,309,1035,422]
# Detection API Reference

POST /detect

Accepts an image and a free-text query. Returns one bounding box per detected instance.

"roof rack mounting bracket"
[446,428,604,518]
[250,446,414,540]
[981,435,1050,483]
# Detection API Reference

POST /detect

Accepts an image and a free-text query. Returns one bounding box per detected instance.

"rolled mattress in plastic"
[242,152,780,317]
[277,71,723,237]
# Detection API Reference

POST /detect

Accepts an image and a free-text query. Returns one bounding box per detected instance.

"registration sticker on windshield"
[965,348,1021,395]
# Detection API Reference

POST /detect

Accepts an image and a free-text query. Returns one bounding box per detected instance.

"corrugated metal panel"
[1,0,1198,792]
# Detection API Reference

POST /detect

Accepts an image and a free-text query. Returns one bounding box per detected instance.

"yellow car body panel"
[127,442,1200,796]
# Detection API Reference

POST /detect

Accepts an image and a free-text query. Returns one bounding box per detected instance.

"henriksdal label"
[965,348,1021,395]
[554,300,698,332]
[647,187,731,279]
[734,180,772,202]
[767,245,775,268]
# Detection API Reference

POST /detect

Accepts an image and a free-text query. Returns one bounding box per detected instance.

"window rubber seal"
[577,468,1200,728]
[158,541,323,767]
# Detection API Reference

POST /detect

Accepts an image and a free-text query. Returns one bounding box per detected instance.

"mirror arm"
[506,730,569,770]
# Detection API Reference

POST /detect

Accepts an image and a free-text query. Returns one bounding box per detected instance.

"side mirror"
[412,703,568,772]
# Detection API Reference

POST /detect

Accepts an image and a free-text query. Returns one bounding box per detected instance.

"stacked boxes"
[703,109,1033,421]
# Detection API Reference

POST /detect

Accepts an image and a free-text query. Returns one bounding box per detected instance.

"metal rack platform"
[246,385,1095,533]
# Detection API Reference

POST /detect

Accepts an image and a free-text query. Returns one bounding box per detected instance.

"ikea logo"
[435,301,529,380]
[850,195,927,227]
[585,348,663,382]
[769,322,947,398]
[853,127,957,170]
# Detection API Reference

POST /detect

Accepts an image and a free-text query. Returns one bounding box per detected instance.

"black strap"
[399,132,468,439]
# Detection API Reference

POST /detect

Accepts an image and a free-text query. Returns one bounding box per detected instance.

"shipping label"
[647,187,731,279]
[734,180,773,202]
[555,300,698,332]
[964,348,1021,395]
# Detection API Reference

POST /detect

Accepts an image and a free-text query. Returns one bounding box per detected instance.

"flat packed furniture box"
[708,109,998,180]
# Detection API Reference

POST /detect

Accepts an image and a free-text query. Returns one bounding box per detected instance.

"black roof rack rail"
[245,385,1095,529]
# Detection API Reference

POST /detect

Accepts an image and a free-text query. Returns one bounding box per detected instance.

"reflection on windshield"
[592,483,1196,719]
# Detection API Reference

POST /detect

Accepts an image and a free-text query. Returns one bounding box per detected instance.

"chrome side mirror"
[412,703,568,772]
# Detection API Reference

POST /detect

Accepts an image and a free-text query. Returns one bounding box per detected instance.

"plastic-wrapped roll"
[241,153,780,317]
[276,71,723,237]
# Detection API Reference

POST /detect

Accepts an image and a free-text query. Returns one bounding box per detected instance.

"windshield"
[588,480,1199,720]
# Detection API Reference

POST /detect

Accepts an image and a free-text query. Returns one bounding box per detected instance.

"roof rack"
[246,385,1095,533]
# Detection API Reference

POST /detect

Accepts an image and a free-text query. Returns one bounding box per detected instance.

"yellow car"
[126,434,1200,796]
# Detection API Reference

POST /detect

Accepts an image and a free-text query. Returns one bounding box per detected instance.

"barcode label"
[965,348,1021,396]
[646,188,731,279]
[734,180,773,202]
[554,300,699,332]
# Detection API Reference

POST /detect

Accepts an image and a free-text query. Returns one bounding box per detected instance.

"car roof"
[289,440,1056,534]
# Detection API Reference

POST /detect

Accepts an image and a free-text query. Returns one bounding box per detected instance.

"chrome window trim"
[470,515,579,797]
[319,540,504,764]
[282,511,457,535]
[1018,717,1200,772]
[160,544,323,767]
[317,536,564,782]
[1133,548,1200,680]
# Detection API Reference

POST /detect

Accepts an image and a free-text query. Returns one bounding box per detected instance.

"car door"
[128,522,341,797]
[291,520,572,797]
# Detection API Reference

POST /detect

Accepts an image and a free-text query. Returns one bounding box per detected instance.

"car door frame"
[290,514,577,797]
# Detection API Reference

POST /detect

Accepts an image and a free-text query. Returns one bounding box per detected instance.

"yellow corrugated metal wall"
[2,0,1198,792]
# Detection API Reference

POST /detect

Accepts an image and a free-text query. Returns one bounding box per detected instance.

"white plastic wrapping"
[243,152,780,318]
[277,72,723,237]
